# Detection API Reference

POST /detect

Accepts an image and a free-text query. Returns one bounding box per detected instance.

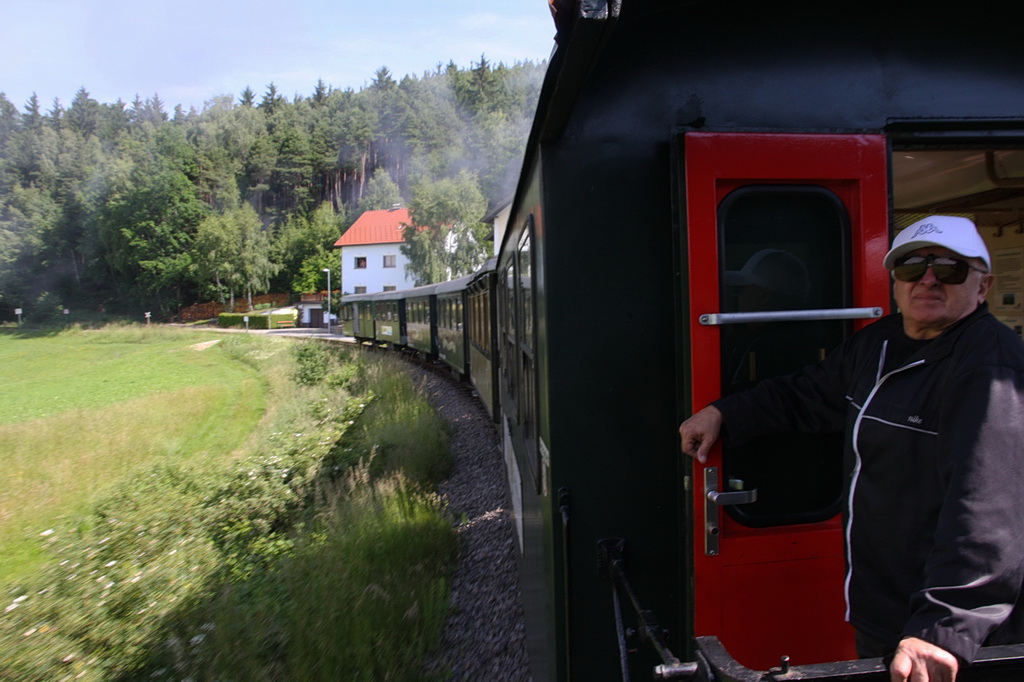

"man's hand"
[678,405,723,463]
[890,637,958,682]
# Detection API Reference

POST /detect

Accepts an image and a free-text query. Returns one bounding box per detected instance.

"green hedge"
[219,312,296,329]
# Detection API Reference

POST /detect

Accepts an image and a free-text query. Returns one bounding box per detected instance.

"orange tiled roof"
[334,207,410,247]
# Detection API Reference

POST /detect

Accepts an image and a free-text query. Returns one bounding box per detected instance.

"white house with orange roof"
[334,206,416,294]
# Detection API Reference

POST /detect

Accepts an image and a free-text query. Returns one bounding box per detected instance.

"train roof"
[403,283,439,299]
[434,273,475,295]
[339,292,375,303]
[468,257,497,290]
[373,289,409,302]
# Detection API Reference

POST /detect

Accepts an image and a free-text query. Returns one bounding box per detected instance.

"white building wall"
[340,243,416,294]
[492,203,511,256]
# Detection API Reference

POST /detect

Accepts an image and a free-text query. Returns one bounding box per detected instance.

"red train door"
[683,132,890,670]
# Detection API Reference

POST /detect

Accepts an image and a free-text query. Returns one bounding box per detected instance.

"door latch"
[703,467,757,556]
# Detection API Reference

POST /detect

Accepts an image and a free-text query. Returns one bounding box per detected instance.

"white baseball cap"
[883,215,991,271]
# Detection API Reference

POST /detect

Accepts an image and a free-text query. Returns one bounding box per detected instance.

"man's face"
[892,246,994,339]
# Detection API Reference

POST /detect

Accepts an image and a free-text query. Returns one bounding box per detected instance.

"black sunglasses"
[891,253,988,284]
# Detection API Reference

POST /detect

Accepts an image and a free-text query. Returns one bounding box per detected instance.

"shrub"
[344,355,452,484]
[292,341,360,389]
[281,468,456,680]
[218,312,296,329]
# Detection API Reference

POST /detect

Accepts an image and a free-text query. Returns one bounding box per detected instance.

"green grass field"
[0,326,267,583]
[0,327,457,680]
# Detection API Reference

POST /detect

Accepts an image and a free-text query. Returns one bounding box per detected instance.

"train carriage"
[467,258,499,420]
[434,274,474,377]
[372,290,407,347]
[338,292,375,341]
[498,1,1024,680]
[404,283,438,357]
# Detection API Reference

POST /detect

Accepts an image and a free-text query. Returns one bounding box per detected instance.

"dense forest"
[0,57,546,321]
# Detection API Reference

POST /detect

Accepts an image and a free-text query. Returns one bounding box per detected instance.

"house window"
[383,255,396,268]
[354,286,367,294]
[354,256,367,269]
[383,285,396,292]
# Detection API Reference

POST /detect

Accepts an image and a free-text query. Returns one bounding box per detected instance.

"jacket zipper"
[843,340,926,621]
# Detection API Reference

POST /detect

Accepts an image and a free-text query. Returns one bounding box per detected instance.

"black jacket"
[715,303,1024,662]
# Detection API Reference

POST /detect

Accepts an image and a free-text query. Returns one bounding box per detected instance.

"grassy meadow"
[0,326,456,680]
[0,326,266,583]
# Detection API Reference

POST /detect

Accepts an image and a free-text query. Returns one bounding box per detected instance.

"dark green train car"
[434,275,472,377]
[404,283,438,357]
[339,293,375,340]
[501,1,1024,680]
[371,291,406,347]
[467,258,498,420]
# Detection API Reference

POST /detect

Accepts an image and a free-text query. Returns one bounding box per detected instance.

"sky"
[0,0,557,113]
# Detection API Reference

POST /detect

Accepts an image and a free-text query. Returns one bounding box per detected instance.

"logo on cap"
[912,223,943,238]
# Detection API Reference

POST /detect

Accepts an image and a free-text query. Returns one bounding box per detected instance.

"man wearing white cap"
[680,215,1024,681]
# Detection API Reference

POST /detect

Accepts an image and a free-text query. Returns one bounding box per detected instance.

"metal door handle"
[707,489,757,506]
[703,467,758,556]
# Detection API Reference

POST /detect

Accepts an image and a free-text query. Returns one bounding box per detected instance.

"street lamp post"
[322,268,331,332]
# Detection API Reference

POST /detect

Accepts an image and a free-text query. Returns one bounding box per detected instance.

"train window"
[519,232,533,346]
[517,226,539,489]
[469,289,490,352]
[718,185,849,527]
[501,245,520,426]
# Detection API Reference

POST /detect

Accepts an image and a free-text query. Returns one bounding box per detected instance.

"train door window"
[468,293,478,347]
[518,226,539,487]
[470,288,490,352]
[483,291,491,351]
[501,259,519,421]
[718,185,849,526]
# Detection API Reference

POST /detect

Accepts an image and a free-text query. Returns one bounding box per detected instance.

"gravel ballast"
[411,364,532,681]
